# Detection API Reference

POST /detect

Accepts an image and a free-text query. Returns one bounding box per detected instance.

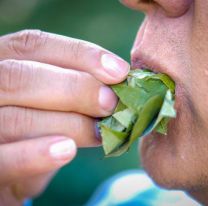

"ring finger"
[0,106,101,147]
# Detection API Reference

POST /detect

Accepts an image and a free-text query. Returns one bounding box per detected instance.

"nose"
[120,0,192,17]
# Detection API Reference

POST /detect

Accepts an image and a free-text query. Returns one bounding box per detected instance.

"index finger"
[0,30,130,84]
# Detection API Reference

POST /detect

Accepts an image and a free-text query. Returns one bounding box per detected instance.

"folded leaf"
[98,69,176,157]
[113,108,137,128]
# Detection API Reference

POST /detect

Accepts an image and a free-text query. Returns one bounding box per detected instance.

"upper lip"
[130,50,177,83]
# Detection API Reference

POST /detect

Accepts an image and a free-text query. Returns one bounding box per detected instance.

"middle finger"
[0,59,117,117]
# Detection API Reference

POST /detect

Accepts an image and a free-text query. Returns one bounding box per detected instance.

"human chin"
[138,90,208,191]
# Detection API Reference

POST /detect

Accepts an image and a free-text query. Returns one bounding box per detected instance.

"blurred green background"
[0,0,144,205]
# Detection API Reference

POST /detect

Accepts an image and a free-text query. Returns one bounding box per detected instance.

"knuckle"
[63,71,82,102]
[63,71,99,112]
[0,107,34,143]
[75,116,84,137]
[15,147,29,171]
[65,39,85,61]
[0,60,27,93]
[8,29,48,56]
[69,72,81,94]
[70,115,85,139]
[70,115,95,146]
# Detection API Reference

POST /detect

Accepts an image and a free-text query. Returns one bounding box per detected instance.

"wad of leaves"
[98,69,176,157]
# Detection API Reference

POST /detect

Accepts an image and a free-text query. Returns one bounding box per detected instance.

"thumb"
[0,136,76,186]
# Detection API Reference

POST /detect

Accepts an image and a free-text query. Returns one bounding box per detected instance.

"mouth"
[131,51,193,188]
[131,52,182,139]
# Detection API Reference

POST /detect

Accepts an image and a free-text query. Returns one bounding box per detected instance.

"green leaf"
[155,118,169,135]
[113,108,137,128]
[151,73,175,93]
[129,95,163,144]
[98,69,176,157]
[99,116,125,132]
[141,90,176,136]
[100,125,128,155]
[112,84,149,112]
[114,101,127,113]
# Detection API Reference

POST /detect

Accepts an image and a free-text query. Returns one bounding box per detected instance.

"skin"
[2,0,208,204]
[0,30,130,205]
[120,0,208,204]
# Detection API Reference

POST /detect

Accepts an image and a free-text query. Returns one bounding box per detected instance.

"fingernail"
[50,139,76,159]
[101,54,130,78]
[99,86,117,114]
[95,121,102,142]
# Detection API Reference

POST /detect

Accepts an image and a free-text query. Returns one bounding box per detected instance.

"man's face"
[120,0,208,200]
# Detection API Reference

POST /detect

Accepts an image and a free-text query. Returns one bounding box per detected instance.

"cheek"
[189,16,208,129]
[189,78,208,128]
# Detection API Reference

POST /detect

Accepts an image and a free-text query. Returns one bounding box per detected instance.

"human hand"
[0,30,130,205]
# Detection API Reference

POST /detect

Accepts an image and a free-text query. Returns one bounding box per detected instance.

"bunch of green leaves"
[98,69,176,157]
